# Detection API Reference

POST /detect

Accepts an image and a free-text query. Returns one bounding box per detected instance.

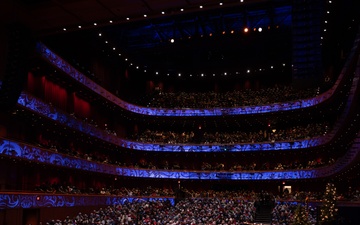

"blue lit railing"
[0,137,323,180]
[36,42,343,117]
[0,192,174,209]
[17,92,330,152]
[1,134,359,180]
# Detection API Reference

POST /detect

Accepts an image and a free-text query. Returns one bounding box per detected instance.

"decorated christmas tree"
[293,204,312,225]
[319,182,338,224]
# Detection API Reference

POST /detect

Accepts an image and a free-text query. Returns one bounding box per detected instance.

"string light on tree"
[319,183,338,224]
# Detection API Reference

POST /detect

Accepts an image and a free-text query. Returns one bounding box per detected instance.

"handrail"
[0,192,175,209]
[16,92,333,152]
[34,28,360,117]
[0,137,345,180]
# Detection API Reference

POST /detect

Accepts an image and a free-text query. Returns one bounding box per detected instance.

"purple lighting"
[0,193,174,209]
[0,138,332,180]
[17,92,331,152]
[36,42,338,117]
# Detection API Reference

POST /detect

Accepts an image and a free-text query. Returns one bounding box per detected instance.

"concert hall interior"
[0,0,360,224]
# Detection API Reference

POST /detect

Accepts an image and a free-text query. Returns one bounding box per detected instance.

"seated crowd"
[43,187,360,224]
[133,122,330,144]
[271,202,317,225]
[144,86,319,108]
[34,184,360,203]
[36,135,337,172]
[46,197,256,225]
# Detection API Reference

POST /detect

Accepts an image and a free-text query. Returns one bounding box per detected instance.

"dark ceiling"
[2,0,359,79]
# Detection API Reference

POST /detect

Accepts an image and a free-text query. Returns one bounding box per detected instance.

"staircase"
[254,204,273,224]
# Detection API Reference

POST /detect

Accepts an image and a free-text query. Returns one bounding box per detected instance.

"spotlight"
[170,38,175,43]
[94,23,97,26]
[258,27,262,32]
[244,27,249,33]
[109,20,113,23]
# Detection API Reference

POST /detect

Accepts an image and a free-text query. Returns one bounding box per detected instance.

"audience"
[43,186,360,225]
[144,86,320,108]
[271,202,317,225]
[133,122,330,144]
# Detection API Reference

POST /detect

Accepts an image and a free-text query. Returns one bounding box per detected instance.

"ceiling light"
[136,66,139,69]
[78,25,82,28]
[125,58,128,61]
[126,17,130,20]
[144,14,147,17]
[109,20,113,23]
[105,41,108,44]
[113,47,116,50]
[144,70,147,72]
[63,28,66,31]
[219,2,223,5]
[94,23,97,26]
[244,27,249,33]
[180,8,184,11]
[155,72,159,75]
[98,33,102,36]
[258,27,262,32]
[161,11,165,15]
[178,73,181,76]
[170,38,174,43]
[118,53,121,56]
[199,5,203,9]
